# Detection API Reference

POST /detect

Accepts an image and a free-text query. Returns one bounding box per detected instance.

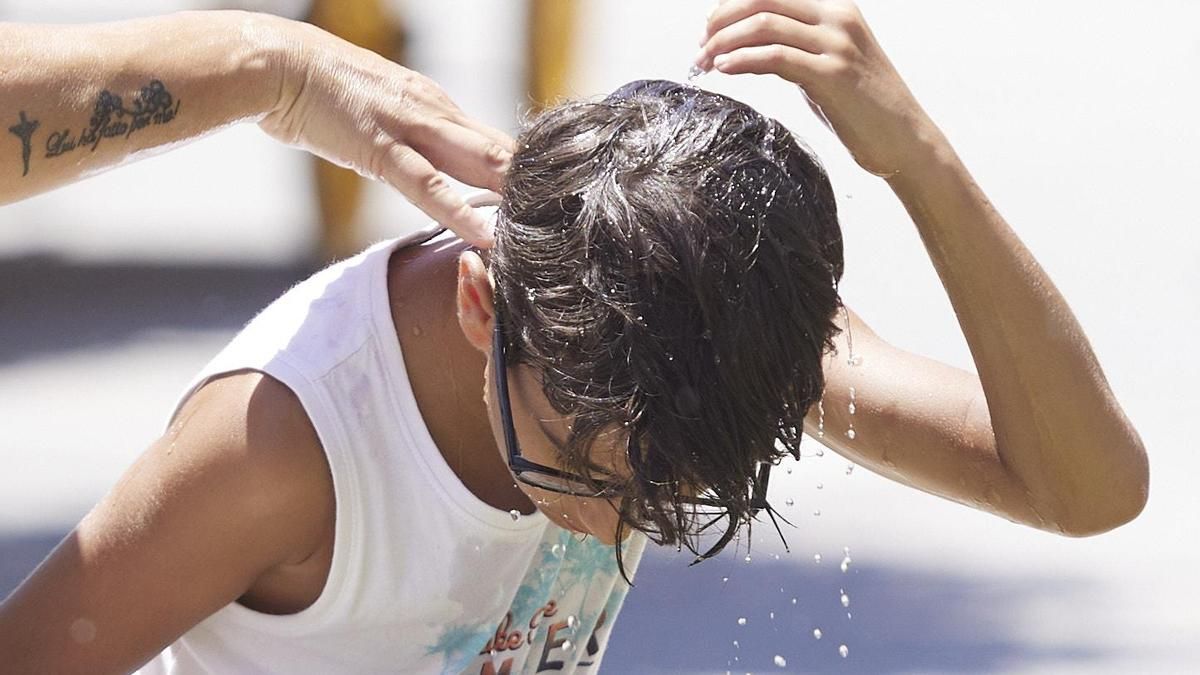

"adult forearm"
[885,121,1148,534]
[0,11,283,203]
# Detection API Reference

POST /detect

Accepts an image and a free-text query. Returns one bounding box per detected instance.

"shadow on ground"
[605,547,1108,674]
[0,255,312,365]
[0,530,64,601]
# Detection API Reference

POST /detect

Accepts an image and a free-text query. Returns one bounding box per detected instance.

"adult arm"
[0,11,510,244]
[699,0,1148,535]
[0,372,335,674]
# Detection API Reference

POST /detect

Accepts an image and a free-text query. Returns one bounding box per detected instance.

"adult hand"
[696,0,930,177]
[260,19,513,246]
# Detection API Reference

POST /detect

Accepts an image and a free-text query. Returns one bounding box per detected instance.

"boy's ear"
[456,251,496,354]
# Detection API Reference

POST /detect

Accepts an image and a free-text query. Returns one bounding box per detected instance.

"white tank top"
[138,209,646,674]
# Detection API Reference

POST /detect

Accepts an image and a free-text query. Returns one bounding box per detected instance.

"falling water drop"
[774,655,788,668]
[841,592,850,608]
[744,555,752,563]
[816,482,823,490]
[785,498,795,507]
[813,628,823,640]
[846,464,855,476]
[552,543,564,556]
[769,611,775,620]
[737,617,747,626]
[816,449,825,457]
[567,615,577,630]
[840,556,852,573]
[839,644,849,658]
[813,509,822,517]
[791,597,798,605]
[412,326,423,337]
[509,510,521,521]
[722,576,729,583]
[561,640,573,652]
[816,398,825,438]
[847,429,857,440]
[813,553,822,564]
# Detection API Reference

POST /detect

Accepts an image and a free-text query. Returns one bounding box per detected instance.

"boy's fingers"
[698,12,827,67]
[712,44,824,82]
[705,0,822,44]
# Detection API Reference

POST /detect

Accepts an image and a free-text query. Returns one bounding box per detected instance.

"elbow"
[1056,450,1150,538]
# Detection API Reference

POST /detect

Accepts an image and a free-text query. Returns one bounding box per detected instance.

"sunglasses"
[491,311,796,560]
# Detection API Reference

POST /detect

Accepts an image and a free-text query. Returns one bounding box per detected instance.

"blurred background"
[1,1,1197,673]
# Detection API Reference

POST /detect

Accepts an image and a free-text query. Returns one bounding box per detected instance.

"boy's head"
[457,79,843,567]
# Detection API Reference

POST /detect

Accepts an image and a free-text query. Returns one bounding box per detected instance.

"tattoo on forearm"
[45,79,181,160]
[7,111,39,177]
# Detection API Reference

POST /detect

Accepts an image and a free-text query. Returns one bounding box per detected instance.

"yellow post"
[307,0,404,261]
[527,0,577,111]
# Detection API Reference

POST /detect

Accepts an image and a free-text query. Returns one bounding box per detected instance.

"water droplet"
[744,554,752,563]
[732,639,740,648]
[841,592,850,607]
[561,640,573,652]
[411,326,423,337]
[69,618,96,644]
[840,556,852,573]
[721,576,729,583]
[816,449,825,457]
[846,464,855,475]
[737,617,747,626]
[526,288,536,302]
[813,509,821,516]
[847,612,853,620]
[552,543,564,556]
[769,611,775,620]
[791,597,798,605]
[813,628,823,640]
[847,428,857,440]
[814,553,822,564]
[848,402,856,415]
[784,498,794,506]
[567,615,577,629]
[816,482,823,490]
[839,644,849,658]
[509,509,521,521]
[774,655,788,667]
[848,354,863,366]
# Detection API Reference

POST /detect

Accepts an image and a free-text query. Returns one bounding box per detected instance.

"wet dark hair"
[492,79,844,577]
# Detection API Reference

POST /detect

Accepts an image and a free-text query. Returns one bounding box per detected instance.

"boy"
[0,1,1147,673]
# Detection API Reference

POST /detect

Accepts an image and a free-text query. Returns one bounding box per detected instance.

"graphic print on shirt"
[426,529,636,674]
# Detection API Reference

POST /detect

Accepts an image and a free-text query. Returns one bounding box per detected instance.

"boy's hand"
[697,0,930,177]
[259,17,513,246]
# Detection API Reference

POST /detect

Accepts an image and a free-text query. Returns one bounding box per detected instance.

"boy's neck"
[386,239,535,514]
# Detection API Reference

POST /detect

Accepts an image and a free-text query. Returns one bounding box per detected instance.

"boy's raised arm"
[698,0,1147,535]
[0,372,334,674]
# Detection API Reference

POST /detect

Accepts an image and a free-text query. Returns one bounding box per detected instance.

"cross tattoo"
[8,111,39,177]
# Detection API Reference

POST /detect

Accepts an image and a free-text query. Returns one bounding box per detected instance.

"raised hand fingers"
[381,145,495,247]
[704,0,822,43]
[407,117,513,193]
[697,11,828,71]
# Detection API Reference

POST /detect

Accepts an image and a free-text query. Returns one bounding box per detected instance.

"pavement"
[2,1,1199,673]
